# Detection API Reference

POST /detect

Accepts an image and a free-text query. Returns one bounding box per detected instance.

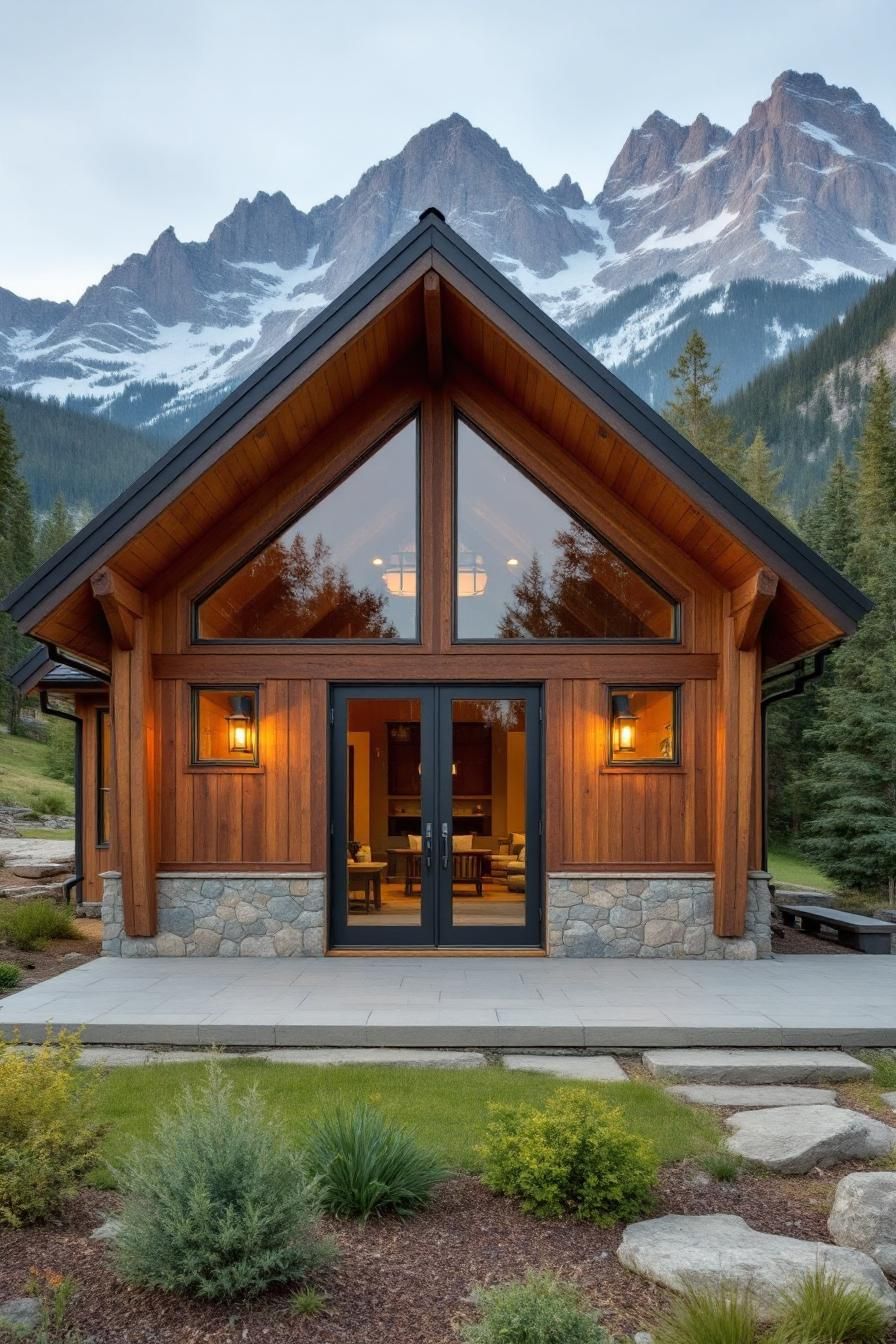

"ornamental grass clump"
[0,1029,104,1227]
[0,899,80,951]
[652,1281,760,1344]
[458,1272,611,1344]
[478,1086,657,1223]
[113,1063,333,1300]
[303,1099,448,1220]
[768,1267,889,1344]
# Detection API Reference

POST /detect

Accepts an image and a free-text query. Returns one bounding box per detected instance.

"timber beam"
[91,567,144,651]
[731,567,778,651]
[423,271,444,383]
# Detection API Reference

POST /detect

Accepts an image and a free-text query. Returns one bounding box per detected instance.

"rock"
[0,1298,40,1332]
[91,1215,121,1241]
[883,1091,896,1111]
[725,1105,896,1173]
[643,1049,872,1083]
[667,1084,838,1107]
[829,1172,896,1275]
[62,952,90,963]
[502,1054,628,1082]
[10,862,71,879]
[617,1214,896,1322]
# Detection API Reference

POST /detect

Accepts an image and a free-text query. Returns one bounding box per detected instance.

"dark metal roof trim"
[2,210,871,628]
[7,644,107,693]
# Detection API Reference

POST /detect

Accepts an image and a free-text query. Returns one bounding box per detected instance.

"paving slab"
[725,1104,896,1173]
[643,1048,872,1083]
[666,1083,838,1107]
[249,1047,486,1067]
[502,1054,628,1082]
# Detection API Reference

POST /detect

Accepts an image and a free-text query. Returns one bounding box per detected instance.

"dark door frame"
[328,683,543,950]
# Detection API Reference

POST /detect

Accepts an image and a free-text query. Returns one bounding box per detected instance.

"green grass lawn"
[92,1059,723,1186]
[766,844,834,891]
[17,827,76,841]
[0,730,74,814]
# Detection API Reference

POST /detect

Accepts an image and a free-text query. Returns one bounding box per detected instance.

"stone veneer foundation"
[101,871,772,959]
[546,873,773,959]
[101,873,326,957]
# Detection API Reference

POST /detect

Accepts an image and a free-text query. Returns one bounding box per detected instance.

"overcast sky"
[3,0,895,302]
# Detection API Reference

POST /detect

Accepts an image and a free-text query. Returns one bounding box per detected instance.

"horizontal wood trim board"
[154,654,719,680]
[157,863,318,873]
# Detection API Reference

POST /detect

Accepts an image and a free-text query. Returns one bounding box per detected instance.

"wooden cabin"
[3,210,870,960]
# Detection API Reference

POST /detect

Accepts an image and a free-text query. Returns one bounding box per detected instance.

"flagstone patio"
[2,953,895,1048]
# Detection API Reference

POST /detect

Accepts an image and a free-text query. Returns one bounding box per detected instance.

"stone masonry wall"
[101,873,326,957]
[547,873,772,959]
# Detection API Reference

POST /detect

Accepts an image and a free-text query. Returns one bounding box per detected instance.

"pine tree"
[35,493,76,565]
[665,329,745,480]
[0,406,36,731]
[742,428,788,520]
[804,526,896,899]
[854,363,896,535]
[807,452,858,572]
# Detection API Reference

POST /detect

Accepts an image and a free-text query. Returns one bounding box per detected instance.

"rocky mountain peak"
[546,173,586,209]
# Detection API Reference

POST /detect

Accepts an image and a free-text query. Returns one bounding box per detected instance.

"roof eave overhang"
[2,212,871,640]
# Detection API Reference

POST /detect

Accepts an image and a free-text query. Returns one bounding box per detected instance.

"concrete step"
[503,1054,628,1082]
[65,1046,488,1069]
[643,1049,872,1084]
[667,1083,838,1107]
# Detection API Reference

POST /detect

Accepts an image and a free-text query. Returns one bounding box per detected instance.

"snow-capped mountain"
[2,70,896,436]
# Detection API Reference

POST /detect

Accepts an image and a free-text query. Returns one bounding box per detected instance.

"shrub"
[304,1100,448,1220]
[652,1281,759,1344]
[30,789,69,816]
[769,1267,889,1343]
[0,1030,104,1226]
[700,1151,743,1182]
[478,1087,657,1224]
[0,963,22,990]
[458,1272,611,1344]
[113,1063,333,1299]
[0,900,80,951]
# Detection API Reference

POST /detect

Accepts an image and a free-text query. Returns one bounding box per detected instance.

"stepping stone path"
[667,1084,837,1107]
[617,1213,896,1322]
[502,1054,628,1082]
[725,1104,896,1173]
[829,1172,896,1275]
[643,1048,872,1083]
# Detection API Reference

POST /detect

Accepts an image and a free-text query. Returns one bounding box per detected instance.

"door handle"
[440,821,449,869]
[424,821,433,870]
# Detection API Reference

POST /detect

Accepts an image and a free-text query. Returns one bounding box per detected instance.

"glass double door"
[330,685,542,948]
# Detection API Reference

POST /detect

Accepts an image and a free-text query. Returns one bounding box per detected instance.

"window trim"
[190,413,422,645]
[96,707,111,848]
[606,684,681,768]
[190,685,261,768]
[451,412,681,645]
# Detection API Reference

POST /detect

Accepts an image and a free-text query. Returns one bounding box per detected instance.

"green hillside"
[726,270,896,510]
[1,387,164,514]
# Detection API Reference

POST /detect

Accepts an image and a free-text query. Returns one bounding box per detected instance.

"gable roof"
[7,645,108,695]
[3,208,870,643]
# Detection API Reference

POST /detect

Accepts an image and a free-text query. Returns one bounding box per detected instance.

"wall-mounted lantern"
[611,694,639,755]
[226,694,255,755]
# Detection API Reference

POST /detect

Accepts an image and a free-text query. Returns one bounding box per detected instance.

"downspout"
[39,691,84,909]
[759,648,836,872]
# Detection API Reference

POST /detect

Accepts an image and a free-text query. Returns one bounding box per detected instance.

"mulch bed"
[0,923,101,997]
[0,1167,869,1344]
[772,922,856,954]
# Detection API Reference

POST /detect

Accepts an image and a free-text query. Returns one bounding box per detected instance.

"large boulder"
[829,1172,896,1275]
[617,1214,896,1322]
[725,1104,896,1174]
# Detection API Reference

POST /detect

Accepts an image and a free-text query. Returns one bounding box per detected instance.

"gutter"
[38,691,84,910]
[759,648,835,871]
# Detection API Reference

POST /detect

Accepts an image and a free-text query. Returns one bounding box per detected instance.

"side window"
[97,708,112,846]
[608,687,679,765]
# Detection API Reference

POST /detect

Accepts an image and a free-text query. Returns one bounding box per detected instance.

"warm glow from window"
[609,687,678,764]
[192,688,258,765]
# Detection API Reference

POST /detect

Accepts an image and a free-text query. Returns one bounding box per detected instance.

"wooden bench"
[778,904,896,955]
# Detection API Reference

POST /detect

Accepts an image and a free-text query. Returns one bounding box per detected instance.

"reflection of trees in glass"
[498,522,668,639]
[231,532,398,638]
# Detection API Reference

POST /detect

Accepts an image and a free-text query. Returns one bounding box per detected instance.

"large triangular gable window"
[195,418,418,641]
[455,418,678,641]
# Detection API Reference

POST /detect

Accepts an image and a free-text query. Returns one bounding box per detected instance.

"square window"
[192,687,259,765]
[609,687,679,765]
